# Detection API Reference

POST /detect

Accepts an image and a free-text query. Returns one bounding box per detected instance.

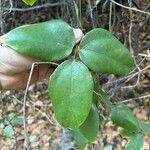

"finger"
[73,28,84,44]
[0,40,38,75]
[0,28,83,76]
[0,64,54,90]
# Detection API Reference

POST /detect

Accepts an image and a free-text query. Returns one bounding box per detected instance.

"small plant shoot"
[22,0,37,6]
[0,112,23,139]
[3,19,150,149]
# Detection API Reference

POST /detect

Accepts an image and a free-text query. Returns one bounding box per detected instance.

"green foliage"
[4,20,75,61]
[22,0,37,6]
[71,105,100,149]
[49,60,93,129]
[79,29,134,75]
[120,129,137,140]
[0,113,24,139]
[124,134,144,150]
[139,121,150,134]
[8,113,24,125]
[110,103,140,132]
[4,124,14,138]
[72,129,88,150]
[4,19,141,149]
[78,105,100,142]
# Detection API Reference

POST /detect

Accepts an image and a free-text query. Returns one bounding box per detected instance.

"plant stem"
[109,0,113,33]
[73,0,82,28]
[73,43,79,59]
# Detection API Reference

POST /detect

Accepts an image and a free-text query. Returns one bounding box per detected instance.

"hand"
[0,28,83,90]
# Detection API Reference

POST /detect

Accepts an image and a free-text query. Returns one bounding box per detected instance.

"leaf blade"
[124,134,144,150]
[79,105,100,142]
[22,0,37,6]
[72,129,88,150]
[110,103,140,132]
[4,124,14,138]
[79,28,134,75]
[4,20,75,61]
[49,60,94,129]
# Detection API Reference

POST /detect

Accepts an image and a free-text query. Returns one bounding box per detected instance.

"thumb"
[73,28,84,44]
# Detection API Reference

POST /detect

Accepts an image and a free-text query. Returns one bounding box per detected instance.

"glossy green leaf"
[4,20,75,61]
[139,121,150,134]
[110,103,140,132]
[79,29,134,75]
[22,0,37,6]
[72,129,88,150]
[49,60,94,129]
[4,124,14,138]
[79,105,99,142]
[124,134,144,150]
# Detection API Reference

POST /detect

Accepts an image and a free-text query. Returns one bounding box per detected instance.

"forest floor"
[0,0,150,149]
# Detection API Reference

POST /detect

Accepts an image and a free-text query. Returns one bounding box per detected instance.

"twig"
[23,61,58,149]
[8,0,13,13]
[0,0,4,34]
[23,63,35,150]
[29,101,54,125]
[109,0,113,33]
[138,53,150,58]
[13,96,54,126]
[128,0,141,86]
[122,94,150,103]
[122,64,150,88]
[103,64,150,94]
[4,2,64,12]
[125,65,150,83]
[111,0,150,15]
[87,0,94,27]
[137,3,150,20]
[73,1,82,28]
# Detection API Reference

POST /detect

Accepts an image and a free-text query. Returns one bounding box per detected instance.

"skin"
[0,28,83,90]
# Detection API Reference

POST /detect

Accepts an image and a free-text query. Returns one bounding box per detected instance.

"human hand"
[0,28,83,90]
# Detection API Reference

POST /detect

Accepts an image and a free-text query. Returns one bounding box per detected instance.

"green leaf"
[124,134,144,150]
[4,20,75,61]
[110,103,140,132]
[22,0,37,6]
[72,129,88,150]
[139,121,150,134]
[8,113,24,125]
[8,113,16,121]
[4,124,14,138]
[79,105,99,142]
[120,129,137,140]
[49,60,94,129]
[11,117,24,125]
[72,105,100,149]
[79,29,134,75]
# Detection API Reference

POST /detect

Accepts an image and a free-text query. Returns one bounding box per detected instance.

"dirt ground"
[0,0,150,149]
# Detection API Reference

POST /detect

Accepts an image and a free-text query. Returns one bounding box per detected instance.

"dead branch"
[4,2,65,12]
[111,0,150,15]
